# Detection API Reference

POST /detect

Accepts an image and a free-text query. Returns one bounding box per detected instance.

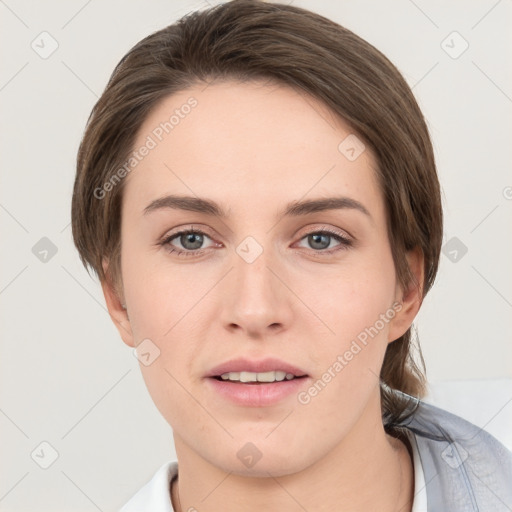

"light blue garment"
[121,392,512,511]
[393,392,512,511]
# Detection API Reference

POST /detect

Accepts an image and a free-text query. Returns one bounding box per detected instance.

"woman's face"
[104,80,420,476]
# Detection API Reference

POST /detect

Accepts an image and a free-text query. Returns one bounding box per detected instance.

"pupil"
[310,233,329,250]
[182,233,203,250]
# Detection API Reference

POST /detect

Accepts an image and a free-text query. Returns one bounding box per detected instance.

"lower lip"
[205,376,309,407]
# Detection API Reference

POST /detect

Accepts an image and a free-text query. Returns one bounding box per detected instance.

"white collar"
[407,429,428,512]
[120,460,177,512]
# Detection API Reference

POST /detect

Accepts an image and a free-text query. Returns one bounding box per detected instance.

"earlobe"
[101,258,135,348]
[387,247,425,343]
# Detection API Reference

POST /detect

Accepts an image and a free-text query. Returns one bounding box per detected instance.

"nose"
[221,244,293,338]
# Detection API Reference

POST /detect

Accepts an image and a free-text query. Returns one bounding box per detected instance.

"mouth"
[211,370,308,384]
[206,357,309,382]
[205,358,310,406]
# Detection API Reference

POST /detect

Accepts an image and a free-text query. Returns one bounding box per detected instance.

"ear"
[101,258,135,348]
[387,246,424,343]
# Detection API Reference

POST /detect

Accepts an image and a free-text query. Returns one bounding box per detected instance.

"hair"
[71,0,443,426]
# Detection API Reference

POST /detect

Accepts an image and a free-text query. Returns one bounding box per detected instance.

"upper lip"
[206,357,308,378]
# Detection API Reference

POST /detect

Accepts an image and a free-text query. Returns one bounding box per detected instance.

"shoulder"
[120,460,178,512]
[396,392,512,511]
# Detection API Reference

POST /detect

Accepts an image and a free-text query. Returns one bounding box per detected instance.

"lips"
[206,357,308,379]
[205,358,311,407]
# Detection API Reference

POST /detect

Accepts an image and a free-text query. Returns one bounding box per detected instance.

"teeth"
[256,371,278,382]
[221,372,239,380]
[219,370,297,382]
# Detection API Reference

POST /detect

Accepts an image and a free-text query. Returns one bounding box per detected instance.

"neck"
[171,393,414,512]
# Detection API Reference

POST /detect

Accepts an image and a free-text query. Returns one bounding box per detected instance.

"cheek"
[120,239,192,338]
[304,258,397,343]
[298,255,397,399]
[294,274,398,429]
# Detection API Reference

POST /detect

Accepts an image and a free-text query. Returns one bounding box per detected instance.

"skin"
[101,80,424,511]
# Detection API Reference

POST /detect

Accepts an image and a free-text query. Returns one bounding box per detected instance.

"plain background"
[1,0,511,510]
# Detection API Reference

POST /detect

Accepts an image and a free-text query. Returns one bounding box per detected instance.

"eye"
[160,225,353,258]
[160,228,217,257]
[296,227,353,254]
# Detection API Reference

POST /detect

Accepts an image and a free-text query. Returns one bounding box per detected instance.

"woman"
[71,1,512,510]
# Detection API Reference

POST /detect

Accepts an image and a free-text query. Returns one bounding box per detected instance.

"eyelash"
[159,226,353,258]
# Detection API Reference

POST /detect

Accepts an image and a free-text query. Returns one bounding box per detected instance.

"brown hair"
[71,0,443,424]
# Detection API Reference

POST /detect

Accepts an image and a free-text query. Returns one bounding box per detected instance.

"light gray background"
[1,0,511,510]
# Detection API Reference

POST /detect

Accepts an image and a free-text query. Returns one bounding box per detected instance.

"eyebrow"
[143,194,372,221]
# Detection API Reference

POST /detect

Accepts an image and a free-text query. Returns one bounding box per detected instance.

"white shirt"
[120,436,428,511]
[407,429,428,512]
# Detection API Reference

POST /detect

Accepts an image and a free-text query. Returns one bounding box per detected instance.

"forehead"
[123,80,383,221]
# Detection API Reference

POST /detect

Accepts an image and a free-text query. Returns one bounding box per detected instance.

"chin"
[207,440,314,479]
[224,458,309,479]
